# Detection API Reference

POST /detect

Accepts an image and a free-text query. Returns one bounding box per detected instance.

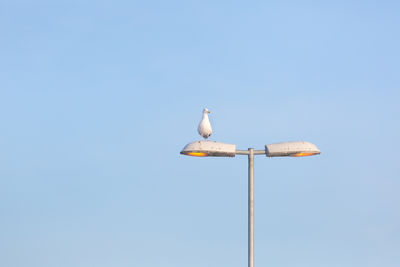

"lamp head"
[180,140,236,157]
[265,141,320,157]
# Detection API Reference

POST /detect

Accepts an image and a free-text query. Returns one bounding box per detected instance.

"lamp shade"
[265,141,320,157]
[180,140,236,157]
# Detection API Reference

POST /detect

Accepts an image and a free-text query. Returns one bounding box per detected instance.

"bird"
[198,108,212,140]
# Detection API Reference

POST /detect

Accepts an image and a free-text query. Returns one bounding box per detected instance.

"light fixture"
[180,140,236,157]
[265,141,321,157]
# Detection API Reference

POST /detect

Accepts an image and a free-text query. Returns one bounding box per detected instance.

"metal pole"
[248,148,254,267]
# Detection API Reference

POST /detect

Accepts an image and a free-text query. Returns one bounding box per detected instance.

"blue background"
[1,1,399,266]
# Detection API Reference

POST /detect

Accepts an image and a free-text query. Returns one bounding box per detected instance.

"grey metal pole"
[248,148,254,267]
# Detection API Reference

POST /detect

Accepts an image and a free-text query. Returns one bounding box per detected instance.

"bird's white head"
[203,108,211,114]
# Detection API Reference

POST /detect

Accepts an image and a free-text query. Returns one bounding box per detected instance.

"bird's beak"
[207,110,211,114]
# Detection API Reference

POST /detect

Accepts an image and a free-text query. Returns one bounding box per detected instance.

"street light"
[180,140,320,267]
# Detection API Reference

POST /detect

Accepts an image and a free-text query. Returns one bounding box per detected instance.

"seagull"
[198,108,212,140]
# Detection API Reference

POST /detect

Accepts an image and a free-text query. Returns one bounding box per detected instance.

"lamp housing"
[180,140,236,157]
[265,141,320,157]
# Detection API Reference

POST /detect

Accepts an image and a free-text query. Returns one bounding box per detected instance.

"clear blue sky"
[1,1,399,266]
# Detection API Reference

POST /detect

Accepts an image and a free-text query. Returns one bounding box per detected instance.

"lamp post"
[181,140,320,267]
